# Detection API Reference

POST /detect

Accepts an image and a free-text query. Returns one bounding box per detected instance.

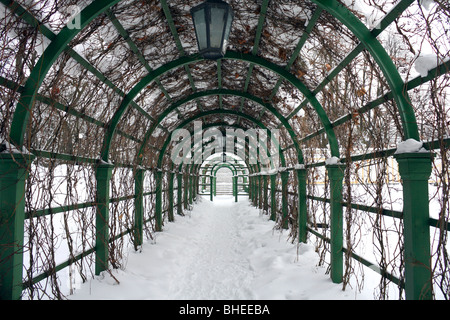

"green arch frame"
[8,0,419,163]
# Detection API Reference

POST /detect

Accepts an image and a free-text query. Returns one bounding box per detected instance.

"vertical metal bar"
[168,169,174,222]
[280,171,289,229]
[95,162,114,275]
[210,174,214,201]
[326,164,346,284]
[177,172,183,214]
[395,153,433,300]
[297,168,307,243]
[155,170,163,231]
[0,152,34,300]
[134,168,144,248]
[270,174,276,221]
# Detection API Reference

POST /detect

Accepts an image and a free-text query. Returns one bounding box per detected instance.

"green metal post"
[280,171,289,229]
[297,168,308,243]
[259,175,263,209]
[0,151,34,300]
[210,175,214,201]
[155,169,163,231]
[248,176,252,201]
[168,170,174,222]
[213,176,217,197]
[270,174,276,221]
[188,174,193,205]
[134,168,144,249]
[184,172,188,209]
[177,172,183,215]
[326,164,346,284]
[95,162,113,276]
[395,152,433,300]
[263,175,268,213]
[253,176,259,207]
[233,176,238,202]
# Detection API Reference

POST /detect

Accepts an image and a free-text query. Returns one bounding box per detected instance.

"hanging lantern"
[190,0,234,60]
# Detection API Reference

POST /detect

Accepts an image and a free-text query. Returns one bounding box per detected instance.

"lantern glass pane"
[193,9,207,50]
[209,7,226,48]
[222,9,233,52]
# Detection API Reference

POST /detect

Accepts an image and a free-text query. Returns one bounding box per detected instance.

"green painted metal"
[263,175,268,212]
[94,162,114,276]
[394,153,433,300]
[270,173,277,221]
[160,0,203,112]
[0,151,34,300]
[139,88,300,165]
[9,0,122,147]
[101,52,202,161]
[259,8,323,120]
[280,171,289,229]
[133,168,144,249]
[326,163,346,284]
[177,172,183,215]
[106,8,178,115]
[155,109,286,169]
[101,50,337,163]
[284,0,414,123]
[155,170,163,231]
[173,122,268,174]
[311,0,419,141]
[238,0,270,118]
[297,168,307,243]
[224,51,339,157]
[211,163,237,199]
[168,168,175,222]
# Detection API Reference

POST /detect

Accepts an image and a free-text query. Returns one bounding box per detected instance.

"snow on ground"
[69,195,374,300]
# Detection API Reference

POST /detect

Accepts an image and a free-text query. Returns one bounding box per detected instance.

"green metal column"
[0,151,34,300]
[213,176,217,197]
[134,168,144,249]
[168,169,174,222]
[270,174,277,221]
[253,175,257,203]
[394,152,433,300]
[184,171,188,209]
[326,164,346,284]
[155,169,163,231]
[258,175,263,209]
[210,175,214,201]
[280,171,289,229]
[95,162,113,276]
[188,173,193,205]
[263,174,268,213]
[177,172,183,215]
[233,176,239,202]
[296,168,308,243]
[248,176,252,201]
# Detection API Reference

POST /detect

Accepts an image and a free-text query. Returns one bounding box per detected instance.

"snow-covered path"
[69,195,372,300]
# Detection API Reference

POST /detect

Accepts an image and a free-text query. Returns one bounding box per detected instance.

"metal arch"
[8,0,121,147]
[211,163,238,177]
[7,0,418,160]
[176,129,258,175]
[138,88,302,164]
[101,51,340,164]
[175,122,263,176]
[310,0,420,140]
[174,122,262,179]
[155,109,287,169]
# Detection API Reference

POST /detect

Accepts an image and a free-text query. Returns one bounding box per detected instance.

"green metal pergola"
[1,0,449,300]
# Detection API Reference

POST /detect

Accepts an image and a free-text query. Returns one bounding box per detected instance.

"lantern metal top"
[190,0,234,60]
